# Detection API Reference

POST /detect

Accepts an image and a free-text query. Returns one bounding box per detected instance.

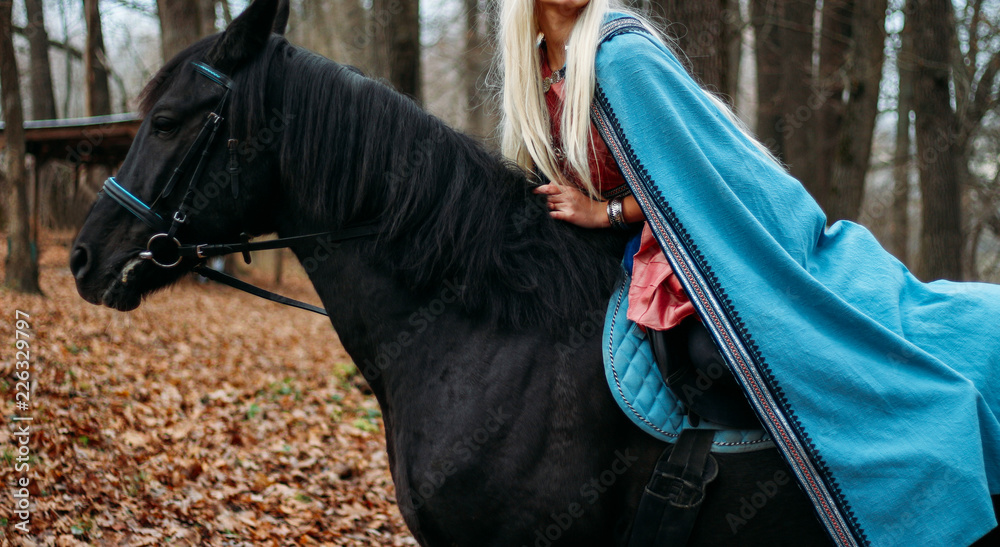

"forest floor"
[0,230,414,546]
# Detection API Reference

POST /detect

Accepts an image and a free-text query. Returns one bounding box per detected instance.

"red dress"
[542,62,694,330]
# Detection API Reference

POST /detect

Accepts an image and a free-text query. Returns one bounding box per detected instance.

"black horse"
[70,0,835,545]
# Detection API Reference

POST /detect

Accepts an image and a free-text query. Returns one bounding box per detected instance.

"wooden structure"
[0,113,141,240]
[0,112,141,166]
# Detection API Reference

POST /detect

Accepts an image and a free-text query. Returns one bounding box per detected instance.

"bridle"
[100,61,380,316]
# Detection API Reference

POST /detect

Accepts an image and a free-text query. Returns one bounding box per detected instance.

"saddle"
[647,317,760,429]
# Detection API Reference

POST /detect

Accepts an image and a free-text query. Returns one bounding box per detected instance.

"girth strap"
[627,428,718,546]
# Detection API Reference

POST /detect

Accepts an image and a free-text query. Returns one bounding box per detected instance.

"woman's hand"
[533,183,611,229]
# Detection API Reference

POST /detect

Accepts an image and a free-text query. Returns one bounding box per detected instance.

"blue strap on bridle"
[103,176,169,232]
[191,62,232,89]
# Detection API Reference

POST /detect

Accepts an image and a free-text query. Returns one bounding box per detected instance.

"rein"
[100,61,380,317]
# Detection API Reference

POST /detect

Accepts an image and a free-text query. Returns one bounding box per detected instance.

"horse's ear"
[206,0,280,74]
[273,0,290,35]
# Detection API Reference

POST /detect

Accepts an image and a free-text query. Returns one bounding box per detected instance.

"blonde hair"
[497,0,779,197]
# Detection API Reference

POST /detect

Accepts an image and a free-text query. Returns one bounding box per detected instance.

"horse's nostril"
[70,244,92,280]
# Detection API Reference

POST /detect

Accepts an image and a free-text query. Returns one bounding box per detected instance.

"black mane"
[142,35,627,333]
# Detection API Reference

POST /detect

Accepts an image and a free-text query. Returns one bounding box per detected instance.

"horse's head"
[70,0,289,310]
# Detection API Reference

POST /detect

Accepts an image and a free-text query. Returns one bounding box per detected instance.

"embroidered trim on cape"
[591,18,868,545]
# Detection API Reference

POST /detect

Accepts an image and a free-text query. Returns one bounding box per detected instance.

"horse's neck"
[289,240,485,404]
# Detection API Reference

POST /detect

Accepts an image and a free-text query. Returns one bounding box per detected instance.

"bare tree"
[1,0,42,293]
[650,0,732,98]
[373,0,422,102]
[750,0,887,223]
[24,0,57,120]
[58,0,73,117]
[463,0,497,140]
[823,0,888,222]
[911,0,962,281]
[952,0,1000,278]
[776,0,816,194]
[814,0,851,212]
[158,0,214,61]
[722,0,743,104]
[749,0,820,188]
[84,0,111,117]
[199,0,217,37]
[290,0,370,70]
[750,0,784,156]
[890,6,915,264]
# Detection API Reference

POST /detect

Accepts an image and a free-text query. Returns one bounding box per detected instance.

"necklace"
[542,65,566,93]
[538,35,568,93]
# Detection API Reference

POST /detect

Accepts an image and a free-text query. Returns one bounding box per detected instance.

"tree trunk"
[346,0,372,69]
[650,0,729,97]
[1,0,42,293]
[723,0,743,104]
[824,0,888,222]
[0,165,6,229]
[24,0,57,120]
[777,0,817,195]
[157,0,208,61]
[463,0,496,140]
[58,0,73,117]
[373,0,422,102]
[292,0,370,70]
[952,1,1000,280]
[83,0,111,117]
[200,0,217,37]
[82,0,112,206]
[814,0,851,215]
[751,0,784,157]
[890,4,915,265]
[911,0,962,281]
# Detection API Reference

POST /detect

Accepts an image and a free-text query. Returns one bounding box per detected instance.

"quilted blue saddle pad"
[603,267,773,453]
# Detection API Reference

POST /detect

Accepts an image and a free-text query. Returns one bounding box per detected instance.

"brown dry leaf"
[0,230,411,544]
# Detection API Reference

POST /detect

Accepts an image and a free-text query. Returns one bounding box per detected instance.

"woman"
[498,1,1000,546]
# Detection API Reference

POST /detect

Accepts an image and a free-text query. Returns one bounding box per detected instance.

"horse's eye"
[151,115,178,135]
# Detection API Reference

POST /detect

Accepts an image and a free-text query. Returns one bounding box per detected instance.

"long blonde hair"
[497,0,778,197]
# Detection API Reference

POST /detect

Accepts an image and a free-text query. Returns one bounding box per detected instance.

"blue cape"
[593,15,1000,547]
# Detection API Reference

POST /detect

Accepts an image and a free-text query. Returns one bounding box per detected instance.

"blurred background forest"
[0,0,999,286]
[0,0,998,544]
